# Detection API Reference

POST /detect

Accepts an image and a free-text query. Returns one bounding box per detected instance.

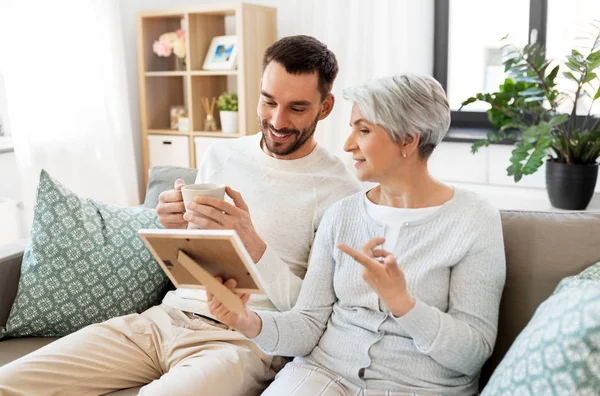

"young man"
[0,35,361,396]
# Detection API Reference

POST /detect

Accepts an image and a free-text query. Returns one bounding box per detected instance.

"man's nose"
[270,107,289,130]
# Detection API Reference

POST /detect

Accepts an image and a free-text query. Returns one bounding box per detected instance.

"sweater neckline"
[249,133,327,170]
[359,186,461,228]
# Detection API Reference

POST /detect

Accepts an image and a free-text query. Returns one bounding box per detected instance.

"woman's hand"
[337,237,415,317]
[207,278,263,338]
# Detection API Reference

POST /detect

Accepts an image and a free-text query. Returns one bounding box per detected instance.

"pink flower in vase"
[176,29,186,38]
[153,41,171,57]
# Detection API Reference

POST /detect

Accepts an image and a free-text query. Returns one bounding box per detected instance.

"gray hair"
[343,74,450,159]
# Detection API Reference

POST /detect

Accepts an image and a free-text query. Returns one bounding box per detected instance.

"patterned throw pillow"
[0,170,169,339]
[482,261,600,396]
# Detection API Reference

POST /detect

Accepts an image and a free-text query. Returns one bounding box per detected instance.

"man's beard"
[259,114,319,156]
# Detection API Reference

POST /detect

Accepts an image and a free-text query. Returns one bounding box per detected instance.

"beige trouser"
[0,304,278,396]
[262,362,440,396]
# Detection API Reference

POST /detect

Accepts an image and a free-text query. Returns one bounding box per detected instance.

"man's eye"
[263,100,276,106]
[291,107,305,113]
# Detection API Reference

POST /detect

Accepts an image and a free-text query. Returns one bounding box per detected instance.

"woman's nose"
[343,133,356,152]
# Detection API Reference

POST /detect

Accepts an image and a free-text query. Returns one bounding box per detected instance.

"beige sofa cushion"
[480,210,600,387]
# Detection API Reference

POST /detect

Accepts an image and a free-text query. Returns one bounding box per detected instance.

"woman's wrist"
[390,293,416,318]
[242,311,263,338]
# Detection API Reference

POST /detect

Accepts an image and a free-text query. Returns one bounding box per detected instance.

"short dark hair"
[263,35,339,100]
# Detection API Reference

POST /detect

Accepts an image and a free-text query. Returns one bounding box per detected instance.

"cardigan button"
[358,368,365,378]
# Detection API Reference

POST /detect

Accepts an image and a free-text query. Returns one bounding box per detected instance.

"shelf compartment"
[145,76,186,130]
[141,15,186,72]
[188,12,237,71]
[190,75,228,132]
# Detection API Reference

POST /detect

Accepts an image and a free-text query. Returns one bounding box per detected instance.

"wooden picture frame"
[139,229,265,315]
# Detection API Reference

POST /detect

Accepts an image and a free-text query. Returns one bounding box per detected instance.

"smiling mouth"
[271,130,290,138]
[268,129,295,143]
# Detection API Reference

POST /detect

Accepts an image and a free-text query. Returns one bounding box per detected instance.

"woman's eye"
[360,129,369,134]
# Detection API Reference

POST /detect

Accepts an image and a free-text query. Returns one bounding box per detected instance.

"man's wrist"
[249,240,267,264]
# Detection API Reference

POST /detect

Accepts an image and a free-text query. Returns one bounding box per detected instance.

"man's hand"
[184,186,267,263]
[207,278,263,338]
[156,179,188,229]
[338,238,415,317]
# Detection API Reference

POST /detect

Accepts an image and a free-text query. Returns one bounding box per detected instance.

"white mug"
[181,183,226,229]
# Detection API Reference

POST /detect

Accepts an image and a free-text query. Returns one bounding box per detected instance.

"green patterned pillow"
[482,261,600,396]
[0,170,169,339]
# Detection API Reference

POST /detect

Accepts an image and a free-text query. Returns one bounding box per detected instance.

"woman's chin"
[355,171,373,183]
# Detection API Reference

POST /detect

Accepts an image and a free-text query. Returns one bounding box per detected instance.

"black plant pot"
[546,160,599,210]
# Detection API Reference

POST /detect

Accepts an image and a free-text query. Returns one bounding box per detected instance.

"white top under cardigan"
[252,189,506,395]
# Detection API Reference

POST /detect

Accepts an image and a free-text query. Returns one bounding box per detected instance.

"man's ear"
[318,94,335,121]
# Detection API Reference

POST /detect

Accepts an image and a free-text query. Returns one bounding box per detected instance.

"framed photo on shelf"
[203,35,238,70]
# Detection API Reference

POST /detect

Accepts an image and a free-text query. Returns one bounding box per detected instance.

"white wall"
[429,141,600,193]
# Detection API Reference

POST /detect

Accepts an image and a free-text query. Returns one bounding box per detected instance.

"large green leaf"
[584,72,598,84]
[471,139,490,154]
[565,62,584,73]
[563,71,579,82]
[546,65,560,84]
[514,76,543,84]
[548,113,570,127]
[518,88,545,96]
[460,97,477,108]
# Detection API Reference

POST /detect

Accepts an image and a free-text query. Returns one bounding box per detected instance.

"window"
[447,0,530,112]
[435,0,600,140]
[547,0,600,115]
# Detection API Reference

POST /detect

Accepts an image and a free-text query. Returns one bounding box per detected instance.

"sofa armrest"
[0,240,28,327]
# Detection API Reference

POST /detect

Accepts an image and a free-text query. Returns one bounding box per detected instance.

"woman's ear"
[401,134,421,157]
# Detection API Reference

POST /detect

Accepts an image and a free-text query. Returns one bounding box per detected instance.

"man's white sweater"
[162,133,362,314]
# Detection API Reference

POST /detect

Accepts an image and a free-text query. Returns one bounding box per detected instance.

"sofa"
[1,168,600,394]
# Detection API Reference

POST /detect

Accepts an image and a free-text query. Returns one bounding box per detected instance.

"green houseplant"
[217,92,239,135]
[461,25,600,209]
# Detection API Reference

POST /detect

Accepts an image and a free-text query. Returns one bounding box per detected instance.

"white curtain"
[276,0,434,165]
[0,0,140,233]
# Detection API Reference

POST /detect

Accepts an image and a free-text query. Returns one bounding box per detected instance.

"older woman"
[208,74,506,395]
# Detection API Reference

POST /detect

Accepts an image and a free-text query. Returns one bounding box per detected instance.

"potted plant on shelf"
[153,29,187,71]
[217,92,239,134]
[461,25,600,210]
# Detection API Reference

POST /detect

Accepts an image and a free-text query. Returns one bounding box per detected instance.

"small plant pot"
[546,160,598,210]
[219,111,238,134]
